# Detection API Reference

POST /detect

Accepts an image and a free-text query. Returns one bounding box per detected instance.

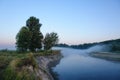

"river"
[52,47,120,80]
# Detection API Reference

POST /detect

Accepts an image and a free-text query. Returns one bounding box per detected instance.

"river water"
[52,47,120,80]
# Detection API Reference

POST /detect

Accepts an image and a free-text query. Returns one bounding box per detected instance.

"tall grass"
[0,51,39,80]
[0,50,60,80]
[3,53,40,80]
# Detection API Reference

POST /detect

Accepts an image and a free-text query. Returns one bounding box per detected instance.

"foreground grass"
[0,50,60,80]
[0,51,37,80]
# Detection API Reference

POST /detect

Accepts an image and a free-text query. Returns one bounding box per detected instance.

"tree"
[44,32,59,50]
[110,42,120,51]
[16,27,31,52]
[26,16,43,51]
[16,16,59,52]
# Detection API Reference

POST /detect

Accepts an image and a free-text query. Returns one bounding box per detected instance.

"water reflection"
[53,47,120,80]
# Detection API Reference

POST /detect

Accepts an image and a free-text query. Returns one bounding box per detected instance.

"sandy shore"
[90,52,120,61]
[36,53,63,80]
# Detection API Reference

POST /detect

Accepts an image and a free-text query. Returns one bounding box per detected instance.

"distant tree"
[16,27,31,52]
[26,16,43,51]
[44,32,59,50]
[110,42,120,52]
[55,43,69,47]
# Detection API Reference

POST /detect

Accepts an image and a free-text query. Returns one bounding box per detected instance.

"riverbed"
[52,47,120,80]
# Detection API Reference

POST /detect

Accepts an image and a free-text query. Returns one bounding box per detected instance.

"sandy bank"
[90,52,120,61]
[35,53,63,80]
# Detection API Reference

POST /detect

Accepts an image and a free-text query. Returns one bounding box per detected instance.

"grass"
[34,50,61,56]
[4,53,39,80]
[0,49,60,80]
[0,50,37,80]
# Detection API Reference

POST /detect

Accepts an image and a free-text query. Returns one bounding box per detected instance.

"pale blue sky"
[0,0,120,49]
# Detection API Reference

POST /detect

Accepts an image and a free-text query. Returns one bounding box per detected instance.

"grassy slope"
[0,50,60,80]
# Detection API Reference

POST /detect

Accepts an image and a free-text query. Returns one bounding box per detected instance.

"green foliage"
[26,16,43,52]
[0,56,12,69]
[16,53,38,68]
[44,32,59,50]
[0,50,60,80]
[16,27,31,52]
[16,16,60,52]
[0,49,8,52]
[26,16,42,32]
[0,51,20,79]
[4,63,36,80]
[3,53,39,80]
[0,55,13,79]
[33,50,60,56]
[110,42,120,52]
[16,16,43,52]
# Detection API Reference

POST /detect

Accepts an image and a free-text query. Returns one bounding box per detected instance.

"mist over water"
[86,44,111,53]
[0,43,110,52]
[52,46,120,80]
[54,44,110,56]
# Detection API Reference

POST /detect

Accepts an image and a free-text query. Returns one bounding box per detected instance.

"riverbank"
[0,50,62,80]
[36,51,63,80]
[90,52,120,61]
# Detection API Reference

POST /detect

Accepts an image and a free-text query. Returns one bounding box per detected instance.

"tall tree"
[44,32,59,50]
[26,16,43,51]
[16,27,31,52]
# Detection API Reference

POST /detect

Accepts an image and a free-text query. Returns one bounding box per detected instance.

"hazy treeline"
[56,39,120,52]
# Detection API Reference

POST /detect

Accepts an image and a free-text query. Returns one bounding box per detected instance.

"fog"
[53,45,120,80]
[53,44,111,57]
[0,44,111,53]
[86,44,110,53]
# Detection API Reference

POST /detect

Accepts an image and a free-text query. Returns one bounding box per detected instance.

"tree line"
[16,16,58,52]
[56,39,120,52]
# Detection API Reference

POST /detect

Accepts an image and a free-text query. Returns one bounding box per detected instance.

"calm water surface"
[52,47,120,80]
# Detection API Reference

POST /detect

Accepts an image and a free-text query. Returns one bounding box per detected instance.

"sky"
[0,0,120,49]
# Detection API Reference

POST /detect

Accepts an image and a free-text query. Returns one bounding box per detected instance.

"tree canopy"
[16,16,59,52]
[44,32,59,50]
[16,27,31,52]
[26,16,43,51]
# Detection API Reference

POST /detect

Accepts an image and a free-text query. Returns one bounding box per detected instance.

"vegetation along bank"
[0,50,62,80]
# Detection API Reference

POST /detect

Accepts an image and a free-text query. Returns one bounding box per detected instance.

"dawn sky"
[0,0,120,49]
